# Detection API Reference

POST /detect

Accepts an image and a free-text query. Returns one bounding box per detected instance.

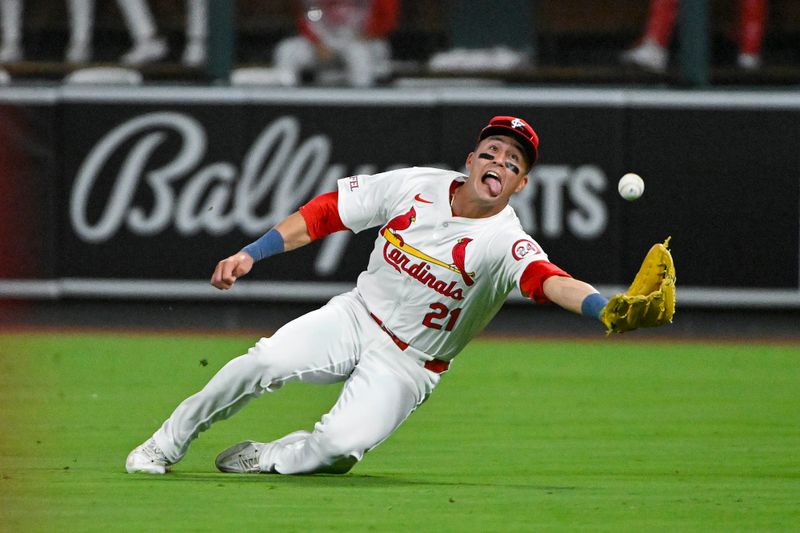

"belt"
[369,312,450,374]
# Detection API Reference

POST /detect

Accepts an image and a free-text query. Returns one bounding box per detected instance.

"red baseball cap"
[478,116,539,166]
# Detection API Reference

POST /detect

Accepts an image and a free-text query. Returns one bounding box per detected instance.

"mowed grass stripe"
[1,333,798,532]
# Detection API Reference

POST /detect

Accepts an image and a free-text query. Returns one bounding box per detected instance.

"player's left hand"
[600,237,676,334]
[211,252,254,290]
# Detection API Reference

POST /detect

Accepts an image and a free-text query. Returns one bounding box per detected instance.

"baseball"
[618,173,644,201]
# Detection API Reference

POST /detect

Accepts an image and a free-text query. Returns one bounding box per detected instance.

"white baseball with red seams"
[618,172,644,201]
[148,166,552,475]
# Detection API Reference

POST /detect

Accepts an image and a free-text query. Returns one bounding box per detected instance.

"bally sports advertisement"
[1,87,798,307]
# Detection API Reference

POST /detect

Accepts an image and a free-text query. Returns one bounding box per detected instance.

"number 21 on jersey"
[422,303,461,331]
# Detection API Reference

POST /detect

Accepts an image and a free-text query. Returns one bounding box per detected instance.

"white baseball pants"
[152,289,441,474]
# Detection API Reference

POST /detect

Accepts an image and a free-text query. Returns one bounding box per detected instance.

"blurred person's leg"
[642,0,679,46]
[737,0,767,70]
[273,36,317,86]
[116,0,167,66]
[182,0,207,67]
[65,0,93,63]
[0,0,23,63]
[341,39,376,87]
[368,39,391,81]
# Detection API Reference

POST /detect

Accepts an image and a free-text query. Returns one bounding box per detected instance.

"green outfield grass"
[1,331,798,532]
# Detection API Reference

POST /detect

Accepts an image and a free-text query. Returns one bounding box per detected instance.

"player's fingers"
[210,268,228,289]
[232,262,251,279]
[211,259,237,290]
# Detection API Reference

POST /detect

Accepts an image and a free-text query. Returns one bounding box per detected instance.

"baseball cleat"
[125,438,171,474]
[215,441,266,473]
[620,39,668,73]
[216,430,311,474]
[120,38,168,66]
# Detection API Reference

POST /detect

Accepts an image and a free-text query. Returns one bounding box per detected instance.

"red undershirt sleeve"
[519,260,573,304]
[299,191,348,241]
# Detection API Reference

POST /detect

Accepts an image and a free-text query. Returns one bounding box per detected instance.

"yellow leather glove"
[601,237,676,334]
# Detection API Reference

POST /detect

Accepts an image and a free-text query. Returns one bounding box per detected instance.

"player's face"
[464,135,529,208]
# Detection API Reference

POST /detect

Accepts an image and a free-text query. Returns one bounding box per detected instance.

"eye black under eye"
[505,162,520,174]
[478,153,495,161]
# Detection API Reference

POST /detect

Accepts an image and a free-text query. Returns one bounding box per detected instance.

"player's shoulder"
[364,166,463,195]
[378,166,463,182]
[490,206,526,236]
[411,166,463,178]
[485,208,547,260]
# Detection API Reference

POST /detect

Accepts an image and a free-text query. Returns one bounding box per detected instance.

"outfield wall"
[0,86,798,308]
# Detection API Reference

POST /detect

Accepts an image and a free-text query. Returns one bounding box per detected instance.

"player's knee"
[243,337,285,389]
[311,432,365,473]
[318,454,358,474]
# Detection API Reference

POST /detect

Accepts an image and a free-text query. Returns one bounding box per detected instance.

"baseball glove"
[600,237,676,334]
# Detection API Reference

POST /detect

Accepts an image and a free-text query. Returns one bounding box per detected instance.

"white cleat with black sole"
[125,438,171,474]
[215,441,266,473]
[215,430,310,473]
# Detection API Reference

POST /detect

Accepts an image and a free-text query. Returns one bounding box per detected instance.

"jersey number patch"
[422,303,462,331]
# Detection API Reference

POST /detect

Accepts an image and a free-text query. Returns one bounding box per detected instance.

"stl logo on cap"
[479,115,539,165]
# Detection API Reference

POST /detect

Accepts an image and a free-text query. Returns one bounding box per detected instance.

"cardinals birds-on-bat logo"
[380,205,475,287]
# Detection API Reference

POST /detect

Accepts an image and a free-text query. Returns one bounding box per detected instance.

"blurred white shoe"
[429,46,528,72]
[343,40,376,86]
[182,40,206,67]
[121,38,168,66]
[126,438,171,474]
[369,39,392,79]
[64,67,143,85]
[231,67,298,86]
[0,43,22,63]
[620,39,668,73]
[486,46,528,70]
[65,41,91,64]
[737,53,761,71]
[428,48,470,71]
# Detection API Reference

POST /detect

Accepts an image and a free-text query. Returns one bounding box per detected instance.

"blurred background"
[0,0,798,338]
[0,0,798,85]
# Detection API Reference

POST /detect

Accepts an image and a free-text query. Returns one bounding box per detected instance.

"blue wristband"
[242,228,284,262]
[581,292,608,321]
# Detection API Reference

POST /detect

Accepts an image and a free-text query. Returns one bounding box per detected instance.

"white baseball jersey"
[338,167,550,361]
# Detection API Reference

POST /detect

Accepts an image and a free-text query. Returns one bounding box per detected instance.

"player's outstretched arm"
[543,238,676,334]
[542,276,604,316]
[211,211,311,290]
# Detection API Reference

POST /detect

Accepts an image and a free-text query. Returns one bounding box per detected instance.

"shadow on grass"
[130,471,578,491]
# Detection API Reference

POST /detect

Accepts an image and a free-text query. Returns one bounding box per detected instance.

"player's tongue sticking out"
[482,171,502,196]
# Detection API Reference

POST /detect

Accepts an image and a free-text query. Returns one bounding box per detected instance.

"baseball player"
[126,116,675,475]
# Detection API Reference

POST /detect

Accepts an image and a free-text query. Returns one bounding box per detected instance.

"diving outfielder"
[126,116,675,475]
